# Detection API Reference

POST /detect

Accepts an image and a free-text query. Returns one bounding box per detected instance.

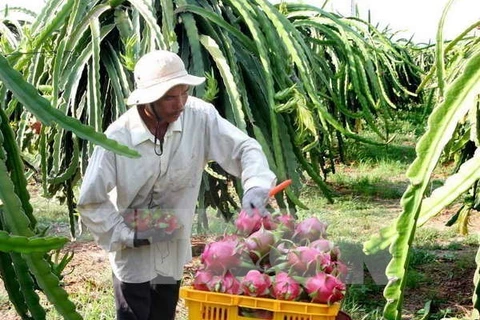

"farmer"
[77,50,276,320]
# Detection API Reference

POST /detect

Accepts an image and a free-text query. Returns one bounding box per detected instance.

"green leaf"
[87,17,103,155]
[175,3,256,52]
[0,54,140,158]
[0,252,30,318]
[65,3,111,53]
[176,0,206,96]
[47,136,80,185]
[159,0,178,51]
[0,232,69,254]
[23,252,82,320]
[199,35,247,133]
[0,106,36,227]
[128,0,167,50]
[9,252,46,319]
[434,0,455,96]
[104,45,130,118]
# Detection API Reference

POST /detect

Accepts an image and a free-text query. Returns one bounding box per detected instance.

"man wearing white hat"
[77,50,276,320]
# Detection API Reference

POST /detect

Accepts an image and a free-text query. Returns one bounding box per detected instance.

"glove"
[133,228,177,247]
[241,187,270,217]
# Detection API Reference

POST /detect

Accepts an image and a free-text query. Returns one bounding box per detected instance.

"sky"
[0,0,479,44]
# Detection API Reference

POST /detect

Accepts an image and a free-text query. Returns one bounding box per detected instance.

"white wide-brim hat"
[126,50,205,105]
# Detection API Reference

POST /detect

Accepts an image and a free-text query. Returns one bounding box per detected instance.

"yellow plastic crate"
[180,286,340,320]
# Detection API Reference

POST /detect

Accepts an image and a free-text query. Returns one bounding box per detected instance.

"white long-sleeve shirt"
[77,96,276,282]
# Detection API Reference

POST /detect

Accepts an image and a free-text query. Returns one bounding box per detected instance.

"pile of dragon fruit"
[192,209,347,305]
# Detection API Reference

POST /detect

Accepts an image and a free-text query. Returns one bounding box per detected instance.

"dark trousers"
[113,273,181,320]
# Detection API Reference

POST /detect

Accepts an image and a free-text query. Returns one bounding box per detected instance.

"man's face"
[150,84,189,123]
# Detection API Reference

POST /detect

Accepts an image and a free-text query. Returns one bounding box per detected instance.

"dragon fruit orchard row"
[193,209,347,305]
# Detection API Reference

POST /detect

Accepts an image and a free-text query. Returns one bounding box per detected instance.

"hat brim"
[126,74,205,105]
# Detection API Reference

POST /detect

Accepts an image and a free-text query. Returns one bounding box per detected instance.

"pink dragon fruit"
[309,239,334,252]
[293,217,328,244]
[309,239,341,261]
[192,269,214,291]
[235,209,263,236]
[268,240,296,267]
[287,246,332,276]
[271,272,302,301]
[201,235,243,274]
[304,273,345,304]
[245,225,277,259]
[207,271,243,295]
[261,213,279,231]
[240,270,272,297]
[273,213,296,238]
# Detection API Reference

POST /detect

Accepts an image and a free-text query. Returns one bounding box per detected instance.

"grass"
[1,114,478,320]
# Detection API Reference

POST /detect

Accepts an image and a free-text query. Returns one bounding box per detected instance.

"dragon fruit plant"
[192,210,347,305]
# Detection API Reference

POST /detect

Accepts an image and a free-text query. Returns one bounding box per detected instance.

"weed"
[405,269,428,289]
[409,248,437,266]
[414,227,457,248]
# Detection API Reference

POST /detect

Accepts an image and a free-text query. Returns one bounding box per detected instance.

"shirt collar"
[130,107,183,146]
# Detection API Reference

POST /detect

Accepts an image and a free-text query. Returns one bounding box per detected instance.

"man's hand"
[241,187,271,217]
[133,228,177,247]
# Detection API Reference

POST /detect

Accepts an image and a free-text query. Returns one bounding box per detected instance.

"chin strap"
[153,122,164,156]
[148,103,164,156]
